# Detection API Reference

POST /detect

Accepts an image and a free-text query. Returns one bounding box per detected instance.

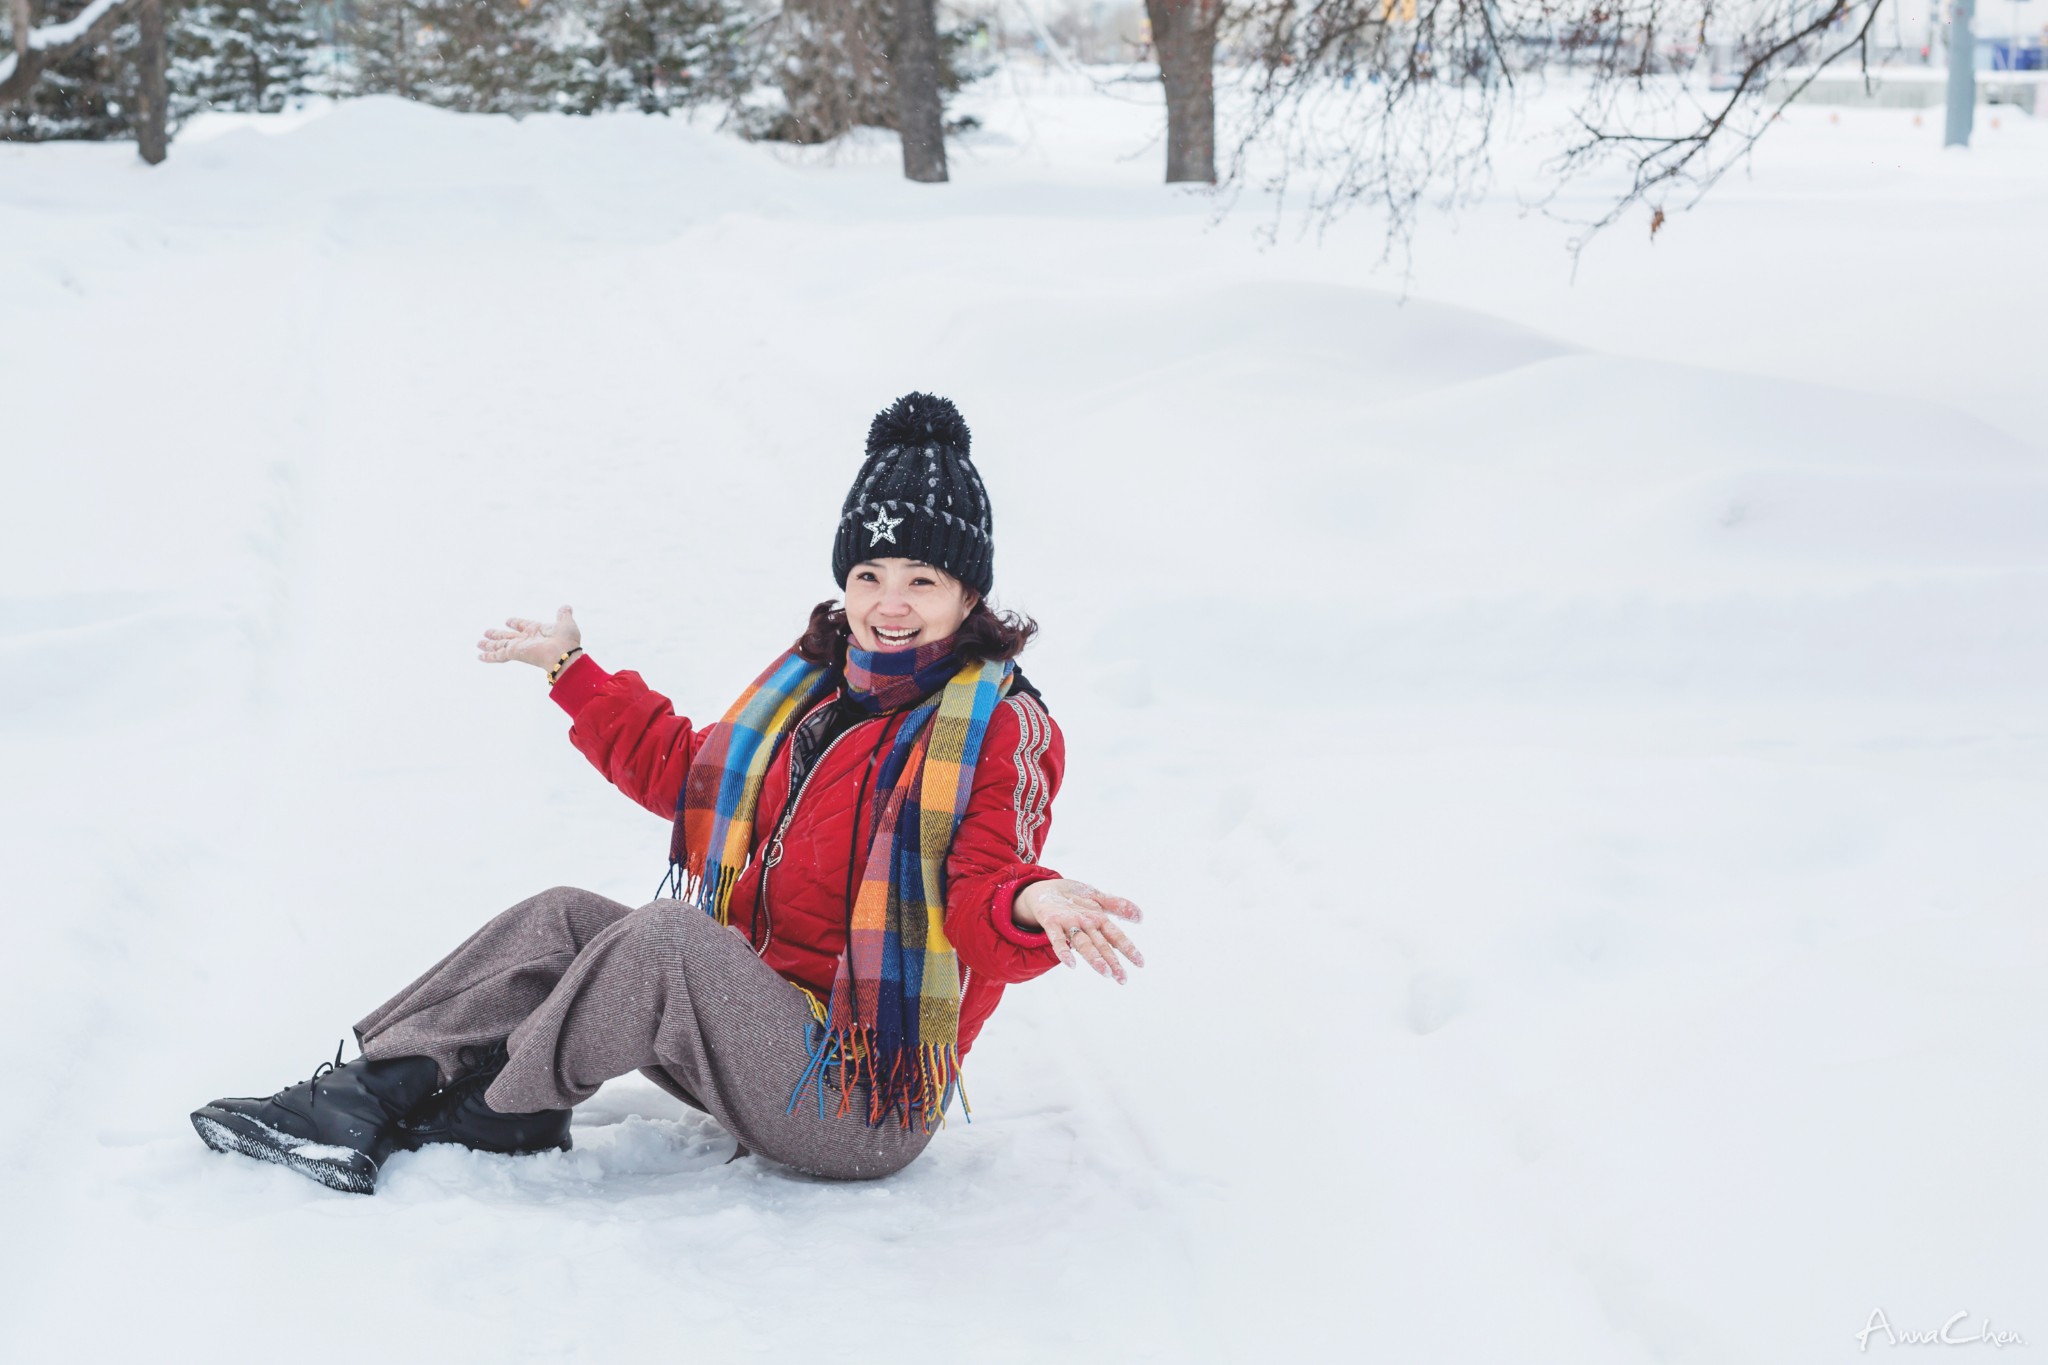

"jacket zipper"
[755,710,864,960]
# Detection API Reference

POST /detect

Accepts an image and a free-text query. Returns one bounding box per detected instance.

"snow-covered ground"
[3,73,2044,1363]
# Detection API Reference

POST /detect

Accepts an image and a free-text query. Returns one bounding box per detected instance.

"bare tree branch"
[1222,0,1895,261]
[1,0,136,106]
[1547,0,1888,240]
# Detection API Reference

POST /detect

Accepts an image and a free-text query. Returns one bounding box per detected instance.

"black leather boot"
[191,1044,440,1194]
[398,1041,573,1157]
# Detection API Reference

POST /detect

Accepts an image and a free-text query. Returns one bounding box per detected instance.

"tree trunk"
[395,2,411,100]
[132,0,168,163]
[1943,0,1974,147]
[9,0,32,65]
[890,0,947,182]
[1146,0,1220,183]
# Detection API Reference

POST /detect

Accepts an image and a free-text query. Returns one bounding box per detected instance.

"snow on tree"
[357,0,562,114]
[581,0,753,114]
[335,0,752,116]
[754,0,987,156]
[5,0,972,178]
[2,0,138,141]
[758,0,892,141]
[170,0,322,116]
[6,0,295,149]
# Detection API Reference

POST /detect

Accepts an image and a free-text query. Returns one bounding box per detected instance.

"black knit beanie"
[832,393,994,598]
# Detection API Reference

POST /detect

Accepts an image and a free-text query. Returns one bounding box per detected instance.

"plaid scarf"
[672,640,1014,1128]
[842,635,960,715]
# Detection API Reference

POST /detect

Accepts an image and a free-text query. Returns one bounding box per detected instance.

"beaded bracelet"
[547,647,583,685]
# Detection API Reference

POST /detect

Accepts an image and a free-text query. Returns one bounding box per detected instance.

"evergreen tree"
[333,0,416,96]
[409,0,556,114]
[170,0,323,116]
[5,0,327,141]
[3,0,769,140]
[585,0,752,114]
[338,0,567,114]
[334,0,751,116]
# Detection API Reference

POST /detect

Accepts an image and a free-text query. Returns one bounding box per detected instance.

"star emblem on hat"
[862,507,902,545]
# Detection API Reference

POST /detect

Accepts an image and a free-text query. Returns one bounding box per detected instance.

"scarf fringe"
[784,987,971,1132]
[659,860,696,903]
[702,863,741,926]
[666,862,740,925]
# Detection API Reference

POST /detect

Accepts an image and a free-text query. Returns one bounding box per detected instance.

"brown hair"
[794,596,1039,666]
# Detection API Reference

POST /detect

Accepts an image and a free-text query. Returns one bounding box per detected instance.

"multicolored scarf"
[672,638,1014,1128]
[841,635,961,715]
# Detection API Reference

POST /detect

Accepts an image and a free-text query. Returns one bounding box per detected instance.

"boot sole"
[399,1127,574,1157]
[401,1129,577,1162]
[191,1107,380,1195]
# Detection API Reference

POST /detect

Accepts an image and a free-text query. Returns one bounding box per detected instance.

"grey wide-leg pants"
[354,886,931,1181]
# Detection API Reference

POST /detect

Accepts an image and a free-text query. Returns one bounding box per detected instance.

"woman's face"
[844,558,976,653]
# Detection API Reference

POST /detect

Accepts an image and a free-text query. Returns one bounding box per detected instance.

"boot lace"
[305,1040,346,1109]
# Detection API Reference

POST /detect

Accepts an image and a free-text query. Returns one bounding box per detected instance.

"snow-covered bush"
[336,0,755,116]
[172,0,323,116]
[579,0,757,115]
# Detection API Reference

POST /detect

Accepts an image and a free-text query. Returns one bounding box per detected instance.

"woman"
[190,392,1145,1194]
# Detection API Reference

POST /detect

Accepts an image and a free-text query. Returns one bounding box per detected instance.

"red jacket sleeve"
[943,692,1066,985]
[549,654,703,820]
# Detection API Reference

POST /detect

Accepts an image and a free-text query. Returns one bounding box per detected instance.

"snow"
[15,0,127,54]
[1,0,127,110]
[4,75,2047,1362]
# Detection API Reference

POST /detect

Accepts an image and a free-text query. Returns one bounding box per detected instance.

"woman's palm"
[479,605,580,668]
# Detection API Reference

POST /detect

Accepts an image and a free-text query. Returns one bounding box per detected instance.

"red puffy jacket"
[549,653,1065,1055]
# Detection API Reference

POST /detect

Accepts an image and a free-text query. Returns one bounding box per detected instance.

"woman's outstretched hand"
[1013,879,1145,984]
[479,605,582,670]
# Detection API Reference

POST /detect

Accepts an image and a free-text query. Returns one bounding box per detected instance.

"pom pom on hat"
[867,392,972,461]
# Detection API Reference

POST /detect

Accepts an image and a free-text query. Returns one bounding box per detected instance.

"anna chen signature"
[1859,1310,2027,1350]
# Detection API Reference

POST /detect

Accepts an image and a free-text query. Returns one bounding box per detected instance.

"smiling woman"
[795,566,1040,666]
[845,558,976,651]
[189,392,1146,1195]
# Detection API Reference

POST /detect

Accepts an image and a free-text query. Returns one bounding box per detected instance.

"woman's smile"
[870,623,921,649]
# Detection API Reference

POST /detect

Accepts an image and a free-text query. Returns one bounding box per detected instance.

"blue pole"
[1945,0,1975,146]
